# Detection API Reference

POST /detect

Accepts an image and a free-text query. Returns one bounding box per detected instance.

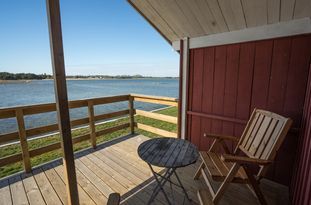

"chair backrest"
[235,109,292,176]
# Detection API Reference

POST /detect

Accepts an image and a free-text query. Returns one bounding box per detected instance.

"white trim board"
[172,18,311,51]
[180,38,189,140]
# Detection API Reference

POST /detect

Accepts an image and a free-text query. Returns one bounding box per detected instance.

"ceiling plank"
[131,0,179,42]
[177,0,213,34]
[146,0,187,36]
[241,0,268,27]
[218,0,247,30]
[147,0,192,37]
[175,0,206,36]
[268,0,281,24]
[294,0,311,18]
[204,0,229,32]
[280,0,296,21]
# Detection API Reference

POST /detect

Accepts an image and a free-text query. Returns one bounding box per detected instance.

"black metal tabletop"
[137,137,199,168]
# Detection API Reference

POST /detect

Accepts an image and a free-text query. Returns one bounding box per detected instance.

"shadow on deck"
[0,134,289,205]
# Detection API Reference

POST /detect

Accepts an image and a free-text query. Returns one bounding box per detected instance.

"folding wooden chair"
[194,109,292,205]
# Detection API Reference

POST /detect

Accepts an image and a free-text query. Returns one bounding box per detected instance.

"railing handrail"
[0,94,178,117]
[0,94,131,119]
[0,93,179,175]
[130,93,178,102]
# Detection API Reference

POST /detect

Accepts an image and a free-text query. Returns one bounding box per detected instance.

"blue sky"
[0,0,179,77]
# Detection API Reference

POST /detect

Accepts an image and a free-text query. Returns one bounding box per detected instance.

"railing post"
[128,96,135,134]
[15,109,31,173]
[87,101,96,148]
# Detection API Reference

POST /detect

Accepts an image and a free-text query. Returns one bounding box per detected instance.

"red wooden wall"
[291,65,311,205]
[186,34,311,186]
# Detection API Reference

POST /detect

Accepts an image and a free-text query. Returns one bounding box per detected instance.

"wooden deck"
[0,134,289,205]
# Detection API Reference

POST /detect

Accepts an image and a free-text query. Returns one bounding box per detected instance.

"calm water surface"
[0,79,178,133]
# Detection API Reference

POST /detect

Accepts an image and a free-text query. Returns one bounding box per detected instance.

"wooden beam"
[172,18,311,50]
[177,39,183,138]
[87,101,96,148]
[180,38,189,139]
[46,0,79,204]
[135,123,177,138]
[128,96,135,134]
[132,96,178,106]
[135,109,177,124]
[15,109,31,172]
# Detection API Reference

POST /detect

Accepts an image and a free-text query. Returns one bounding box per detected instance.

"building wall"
[291,65,311,205]
[186,34,311,186]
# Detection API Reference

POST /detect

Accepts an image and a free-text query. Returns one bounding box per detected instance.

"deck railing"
[0,94,178,173]
[131,94,178,138]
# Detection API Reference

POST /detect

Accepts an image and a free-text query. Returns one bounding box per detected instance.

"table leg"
[148,164,173,205]
[147,165,192,204]
[173,169,191,201]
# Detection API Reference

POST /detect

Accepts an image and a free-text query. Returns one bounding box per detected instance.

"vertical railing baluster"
[15,109,31,172]
[87,101,96,148]
[129,96,135,134]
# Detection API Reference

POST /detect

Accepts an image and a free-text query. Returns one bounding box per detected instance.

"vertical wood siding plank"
[267,38,291,114]
[211,46,227,152]
[187,50,195,141]
[223,44,240,152]
[251,40,274,111]
[192,49,204,112]
[267,37,292,184]
[235,42,255,137]
[191,49,204,147]
[200,47,215,150]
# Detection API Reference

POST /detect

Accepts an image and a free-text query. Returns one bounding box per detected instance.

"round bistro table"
[137,137,199,205]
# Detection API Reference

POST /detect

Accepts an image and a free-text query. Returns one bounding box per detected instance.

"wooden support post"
[15,109,31,173]
[177,39,183,138]
[180,38,189,139]
[128,96,135,134]
[88,101,96,148]
[46,0,79,204]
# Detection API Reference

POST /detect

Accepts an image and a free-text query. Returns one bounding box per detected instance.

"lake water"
[0,79,178,134]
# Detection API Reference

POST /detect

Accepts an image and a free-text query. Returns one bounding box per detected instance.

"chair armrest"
[204,133,239,142]
[221,154,272,165]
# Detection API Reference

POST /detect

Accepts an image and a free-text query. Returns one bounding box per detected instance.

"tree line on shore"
[0,72,177,80]
[0,72,52,80]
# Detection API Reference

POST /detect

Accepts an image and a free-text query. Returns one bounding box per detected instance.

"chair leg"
[243,165,267,205]
[246,183,258,198]
[194,162,205,180]
[213,163,240,204]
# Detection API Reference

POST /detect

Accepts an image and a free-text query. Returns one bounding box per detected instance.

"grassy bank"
[0,106,177,178]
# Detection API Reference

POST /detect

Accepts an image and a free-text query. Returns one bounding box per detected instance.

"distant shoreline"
[0,80,33,84]
[65,77,177,80]
[0,77,178,84]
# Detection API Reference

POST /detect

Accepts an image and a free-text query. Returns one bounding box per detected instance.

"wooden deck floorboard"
[0,134,289,205]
